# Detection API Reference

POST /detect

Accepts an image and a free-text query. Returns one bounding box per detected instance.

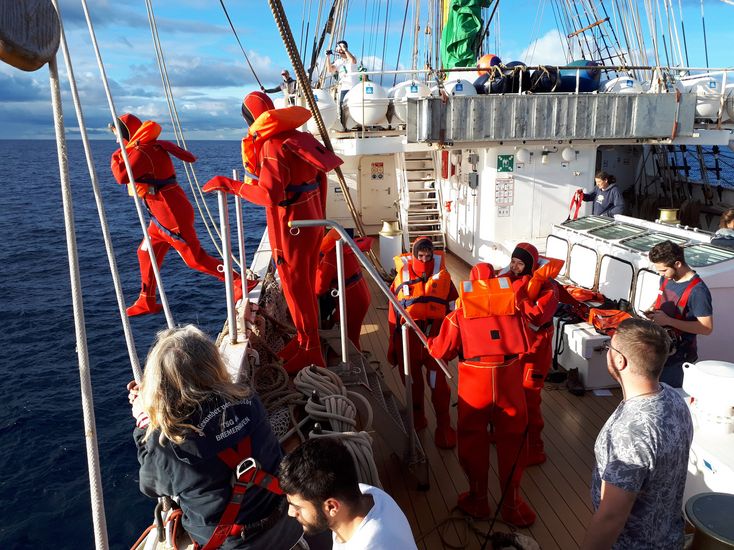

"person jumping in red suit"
[387,237,458,449]
[506,243,560,466]
[315,229,372,351]
[203,92,343,373]
[110,114,242,317]
[428,263,536,526]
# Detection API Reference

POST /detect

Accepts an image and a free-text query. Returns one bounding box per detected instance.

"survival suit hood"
[117,113,142,144]
[411,236,435,277]
[511,242,539,277]
[470,262,495,281]
[241,91,274,126]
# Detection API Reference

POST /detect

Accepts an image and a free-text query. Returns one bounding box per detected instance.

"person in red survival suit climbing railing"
[387,237,458,449]
[505,243,560,467]
[203,92,343,374]
[110,114,244,317]
[315,228,373,351]
[428,263,537,527]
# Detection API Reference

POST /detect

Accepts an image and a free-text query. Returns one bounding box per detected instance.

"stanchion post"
[217,191,237,344]
[233,169,248,304]
[401,323,417,462]
[335,238,349,364]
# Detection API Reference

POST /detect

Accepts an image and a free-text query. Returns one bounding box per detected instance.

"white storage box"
[554,320,620,390]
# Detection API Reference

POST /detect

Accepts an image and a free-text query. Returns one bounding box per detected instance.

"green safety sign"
[497,154,514,172]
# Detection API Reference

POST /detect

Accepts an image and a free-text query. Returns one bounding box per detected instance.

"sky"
[0,0,732,140]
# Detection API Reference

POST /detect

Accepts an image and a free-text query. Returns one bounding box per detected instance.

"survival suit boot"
[526,436,547,466]
[500,488,537,527]
[126,292,163,317]
[457,491,491,519]
[284,334,325,374]
[497,435,536,527]
[435,422,457,449]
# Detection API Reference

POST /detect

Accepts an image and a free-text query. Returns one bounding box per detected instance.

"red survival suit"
[508,243,560,466]
[111,114,241,316]
[388,237,458,449]
[428,263,536,526]
[203,92,343,373]
[315,229,372,351]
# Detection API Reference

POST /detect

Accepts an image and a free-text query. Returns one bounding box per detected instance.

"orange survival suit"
[203,92,343,373]
[388,237,458,449]
[507,243,560,466]
[315,229,372,351]
[428,263,536,527]
[111,114,240,316]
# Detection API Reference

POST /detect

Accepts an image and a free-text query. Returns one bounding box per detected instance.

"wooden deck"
[355,250,623,550]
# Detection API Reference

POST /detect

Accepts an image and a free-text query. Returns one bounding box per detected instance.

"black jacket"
[134,394,282,548]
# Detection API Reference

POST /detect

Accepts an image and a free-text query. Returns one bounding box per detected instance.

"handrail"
[289,219,452,380]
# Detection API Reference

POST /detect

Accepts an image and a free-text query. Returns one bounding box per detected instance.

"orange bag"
[588,308,631,335]
[564,285,606,304]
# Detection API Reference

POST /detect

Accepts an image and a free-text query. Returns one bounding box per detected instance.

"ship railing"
[289,218,453,455]
[212,169,251,346]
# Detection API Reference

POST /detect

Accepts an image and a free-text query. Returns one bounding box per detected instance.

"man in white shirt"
[325,40,358,130]
[280,438,418,549]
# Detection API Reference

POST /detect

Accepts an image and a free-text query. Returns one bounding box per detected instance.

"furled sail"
[440,0,491,69]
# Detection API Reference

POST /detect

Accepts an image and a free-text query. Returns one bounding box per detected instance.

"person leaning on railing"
[128,325,303,549]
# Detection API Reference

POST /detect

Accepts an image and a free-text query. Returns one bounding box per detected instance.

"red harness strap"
[198,439,284,550]
[655,275,702,316]
[568,190,584,220]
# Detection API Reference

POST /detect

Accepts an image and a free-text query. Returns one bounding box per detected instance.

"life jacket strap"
[136,175,178,188]
[330,272,363,289]
[278,180,320,207]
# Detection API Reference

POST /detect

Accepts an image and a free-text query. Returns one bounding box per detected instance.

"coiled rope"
[293,366,379,486]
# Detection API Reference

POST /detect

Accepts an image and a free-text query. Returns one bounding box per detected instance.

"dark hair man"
[279,438,418,549]
[581,318,693,549]
[325,40,358,130]
[647,240,713,387]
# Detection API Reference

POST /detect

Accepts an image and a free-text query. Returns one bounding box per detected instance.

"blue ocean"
[0,140,266,549]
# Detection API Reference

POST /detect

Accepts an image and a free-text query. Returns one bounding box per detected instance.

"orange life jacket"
[459,276,516,319]
[393,252,453,320]
[526,256,564,301]
[588,308,632,335]
[456,277,529,358]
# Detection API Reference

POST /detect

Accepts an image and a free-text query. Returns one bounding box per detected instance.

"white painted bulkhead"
[439,143,602,265]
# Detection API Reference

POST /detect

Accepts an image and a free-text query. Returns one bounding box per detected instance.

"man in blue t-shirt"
[646,240,713,387]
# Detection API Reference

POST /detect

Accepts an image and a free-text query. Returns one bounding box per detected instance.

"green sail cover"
[440,0,491,69]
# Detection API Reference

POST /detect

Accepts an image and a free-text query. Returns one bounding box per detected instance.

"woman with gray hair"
[128,324,302,549]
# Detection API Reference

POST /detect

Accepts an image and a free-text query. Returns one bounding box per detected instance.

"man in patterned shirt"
[581,319,693,550]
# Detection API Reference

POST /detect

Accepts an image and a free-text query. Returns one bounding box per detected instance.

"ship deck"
[356,248,623,550]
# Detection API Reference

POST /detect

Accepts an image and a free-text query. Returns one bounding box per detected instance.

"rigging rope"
[266,0,390,278]
[53,2,142,382]
[218,0,265,88]
[143,0,227,265]
[78,0,175,328]
[46,11,110,547]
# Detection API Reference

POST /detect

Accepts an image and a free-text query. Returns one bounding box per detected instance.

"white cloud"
[517,29,570,66]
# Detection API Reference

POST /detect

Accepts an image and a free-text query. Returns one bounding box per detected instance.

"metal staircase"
[397,151,445,250]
